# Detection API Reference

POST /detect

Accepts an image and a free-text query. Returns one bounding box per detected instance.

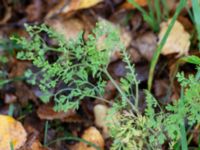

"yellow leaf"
[78,0,103,9]
[0,115,27,150]
[73,127,104,150]
[62,0,102,14]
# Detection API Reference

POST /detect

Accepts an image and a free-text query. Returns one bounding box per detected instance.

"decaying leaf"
[46,18,85,41]
[159,19,191,57]
[37,104,81,123]
[0,115,27,150]
[73,127,104,150]
[135,31,157,61]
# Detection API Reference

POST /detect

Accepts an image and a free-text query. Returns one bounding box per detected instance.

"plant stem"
[122,48,139,109]
[103,69,138,113]
[179,87,188,150]
[180,121,188,150]
[148,0,187,90]
[44,121,49,146]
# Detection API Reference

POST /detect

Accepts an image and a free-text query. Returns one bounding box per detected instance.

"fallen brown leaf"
[46,18,85,41]
[37,104,82,123]
[135,31,157,61]
[159,19,190,57]
[73,127,104,150]
[120,0,147,10]
[46,0,102,19]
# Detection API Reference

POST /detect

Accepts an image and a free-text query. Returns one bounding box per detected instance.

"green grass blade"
[161,0,169,19]
[147,0,159,31]
[154,0,161,24]
[128,0,156,31]
[180,87,188,150]
[8,104,15,116]
[44,121,49,146]
[128,0,148,16]
[148,0,187,90]
[192,0,200,50]
[10,142,14,150]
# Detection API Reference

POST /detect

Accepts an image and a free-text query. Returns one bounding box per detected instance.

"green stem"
[180,121,188,150]
[103,69,138,113]
[122,48,139,109]
[54,87,111,104]
[179,87,188,150]
[44,121,49,146]
[148,0,187,90]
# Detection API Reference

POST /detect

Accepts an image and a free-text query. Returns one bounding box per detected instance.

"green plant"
[128,0,169,32]
[11,21,138,112]
[12,21,200,150]
[109,67,200,150]
[147,0,187,90]
[128,0,187,90]
[192,0,200,49]
[0,38,23,88]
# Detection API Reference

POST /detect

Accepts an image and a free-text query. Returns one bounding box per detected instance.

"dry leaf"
[135,31,157,61]
[46,0,102,18]
[30,140,47,150]
[0,115,27,150]
[37,104,81,123]
[121,0,147,9]
[62,0,103,13]
[74,127,104,150]
[0,1,12,25]
[159,19,190,57]
[46,18,85,41]
[14,82,38,106]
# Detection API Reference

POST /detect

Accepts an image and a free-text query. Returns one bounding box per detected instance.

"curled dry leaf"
[94,104,109,138]
[0,115,27,150]
[74,127,104,150]
[159,19,190,57]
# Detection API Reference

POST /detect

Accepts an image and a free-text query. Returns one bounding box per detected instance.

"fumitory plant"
[12,21,200,150]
